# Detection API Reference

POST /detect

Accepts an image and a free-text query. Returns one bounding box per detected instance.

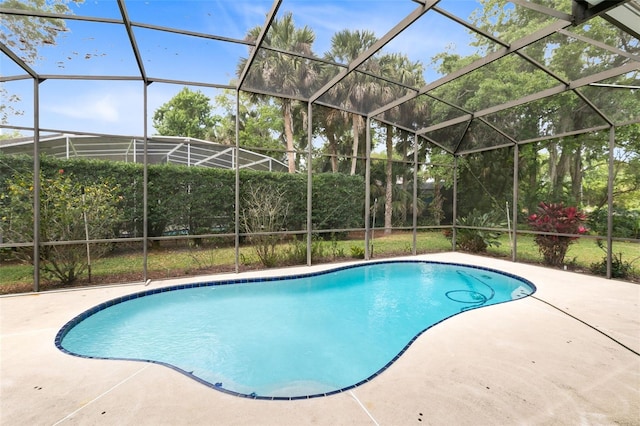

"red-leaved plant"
[528,202,588,266]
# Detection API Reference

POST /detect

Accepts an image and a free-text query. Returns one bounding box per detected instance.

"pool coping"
[2,252,638,425]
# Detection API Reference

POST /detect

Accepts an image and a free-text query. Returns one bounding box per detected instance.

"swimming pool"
[56,260,535,400]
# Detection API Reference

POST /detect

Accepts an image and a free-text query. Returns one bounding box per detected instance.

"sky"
[1,0,482,137]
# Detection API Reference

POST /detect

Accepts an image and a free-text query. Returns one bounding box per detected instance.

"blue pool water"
[56,261,535,400]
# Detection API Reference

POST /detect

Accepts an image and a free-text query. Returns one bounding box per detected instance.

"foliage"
[430,0,640,215]
[1,155,365,240]
[374,54,425,233]
[0,0,83,123]
[419,146,455,226]
[323,29,379,176]
[312,105,353,174]
[369,155,426,230]
[282,235,327,265]
[589,240,637,279]
[427,190,445,226]
[587,207,640,239]
[239,12,317,173]
[312,173,365,231]
[186,238,234,272]
[455,209,505,253]
[0,0,83,63]
[528,202,588,266]
[328,234,346,259]
[152,87,217,139]
[210,90,284,157]
[240,183,290,267]
[457,149,514,217]
[3,231,638,292]
[1,154,143,235]
[147,165,235,237]
[0,90,23,126]
[350,245,365,259]
[0,168,122,284]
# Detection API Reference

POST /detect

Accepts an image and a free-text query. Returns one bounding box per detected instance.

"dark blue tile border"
[54,260,536,401]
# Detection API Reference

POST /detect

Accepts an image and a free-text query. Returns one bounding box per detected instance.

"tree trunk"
[554,146,571,200]
[283,100,296,173]
[569,141,583,204]
[350,114,359,176]
[521,145,539,213]
[549,141,571,200]
[400,135,409,224]
[327,133,338,173]
[433,173,442,226]
[384,125,393,235]
[548,141,559,194]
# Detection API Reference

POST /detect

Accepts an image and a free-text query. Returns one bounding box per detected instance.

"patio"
[2,252,638,425]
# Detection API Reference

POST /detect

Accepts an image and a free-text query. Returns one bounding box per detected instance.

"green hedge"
[0,154,365,238]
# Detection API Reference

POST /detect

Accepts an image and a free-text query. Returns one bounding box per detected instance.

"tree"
[419,142,456,226]
[0,91,23,127]
[312,105,352,173]
[323,29,379,176]
[377,52,426,233]
[582,124,640,210]
[369,151,426,230]
[152,87,217,139]
[467,0,639,208]
[0,0,84,125]
[210,90,284,159]
[238,12,317,173]
[427,0,639,219]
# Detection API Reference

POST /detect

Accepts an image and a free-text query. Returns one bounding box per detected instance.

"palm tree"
[313,105,352,173]
[377,53,426,233]
[238,12,317,173]
[323,30,379,175]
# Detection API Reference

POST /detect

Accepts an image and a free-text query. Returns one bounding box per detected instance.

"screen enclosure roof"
[1,0,639,156]
[0,133,289,171]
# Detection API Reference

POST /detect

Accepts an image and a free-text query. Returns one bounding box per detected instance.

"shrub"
[0,169,123,284]
[455,209,505,253]
[1,155,366,240]
[283,235,327,265]
[350,245,365,259]
[329,234,346,259]
[589,239,637,279]
[528,202,588,266]
[587,207,639,239]
[240,183,289,268]
[312,173,365,231]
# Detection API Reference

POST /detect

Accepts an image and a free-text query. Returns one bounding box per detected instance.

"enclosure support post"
[32,79,41,292]
[606,126,615,279]
[234,89,240,273]
[364,117,372,260]
[452,155,458,251]
[142,82,149,282]
[306,102,313,266]
[412,133,418,255]
[512,143,519,262]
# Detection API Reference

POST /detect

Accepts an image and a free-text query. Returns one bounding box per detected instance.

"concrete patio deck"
[1,252,638,425]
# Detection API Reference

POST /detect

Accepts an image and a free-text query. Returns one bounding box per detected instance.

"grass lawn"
[487,234,639,275]
[1,231,637,293]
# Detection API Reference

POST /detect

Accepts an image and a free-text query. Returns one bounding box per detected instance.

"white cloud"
[47,93,120,122]
[39,82,145,135]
